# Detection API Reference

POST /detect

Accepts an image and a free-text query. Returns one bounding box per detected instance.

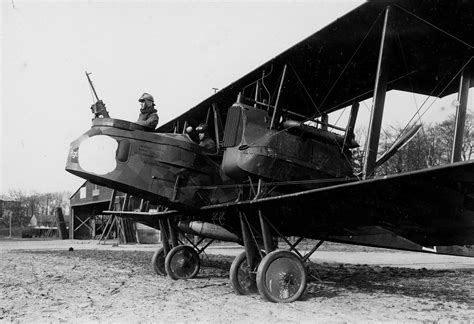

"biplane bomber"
[66,0,474,302]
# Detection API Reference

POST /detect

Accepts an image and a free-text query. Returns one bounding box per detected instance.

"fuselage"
[66,103,354,210]
[66,103,355,238]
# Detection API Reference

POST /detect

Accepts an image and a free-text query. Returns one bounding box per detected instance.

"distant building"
[69,181,116,239]
[69,181,159,242]
[29,214,57,227]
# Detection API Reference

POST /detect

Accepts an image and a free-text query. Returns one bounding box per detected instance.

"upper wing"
[198,160,474,247]
[158,0,474,133]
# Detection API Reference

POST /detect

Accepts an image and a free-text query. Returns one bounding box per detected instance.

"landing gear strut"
[230,178,322,302]
[230,251,263,295]
[151,215,214,280]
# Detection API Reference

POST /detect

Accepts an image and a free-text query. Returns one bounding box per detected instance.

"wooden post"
[119,194,130,243]
[451,70,471,163]
[363,6,391,179]
[70,207,74,239]
[8,210,12,238]
[56,207,68,239]
[108,190,117,211]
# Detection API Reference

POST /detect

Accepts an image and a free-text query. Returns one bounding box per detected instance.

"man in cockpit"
[136,92,159,131]
[196,123,216,152]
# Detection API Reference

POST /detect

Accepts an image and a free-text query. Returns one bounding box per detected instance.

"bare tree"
[5,190,32,227]
[354,113,474,176]
[2,190,71,228]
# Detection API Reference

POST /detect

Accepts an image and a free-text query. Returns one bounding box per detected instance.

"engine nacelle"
[221,102,354,185]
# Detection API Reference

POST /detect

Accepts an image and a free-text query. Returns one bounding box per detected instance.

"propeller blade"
[375,124,422,168]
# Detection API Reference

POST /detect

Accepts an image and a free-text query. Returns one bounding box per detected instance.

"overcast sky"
[1,0,470,195]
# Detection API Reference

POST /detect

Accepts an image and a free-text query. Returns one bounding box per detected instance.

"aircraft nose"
[66,134,118,176]
[77,135,118,175]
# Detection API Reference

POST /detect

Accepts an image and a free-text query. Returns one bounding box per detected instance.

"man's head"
[196,123,209,140]
[138,92,155,109]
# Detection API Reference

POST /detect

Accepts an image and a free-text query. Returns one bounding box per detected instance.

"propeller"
[375,124,422,169]
[357,124,422,178]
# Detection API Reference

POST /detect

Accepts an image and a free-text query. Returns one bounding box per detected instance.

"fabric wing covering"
[158,0,473,133]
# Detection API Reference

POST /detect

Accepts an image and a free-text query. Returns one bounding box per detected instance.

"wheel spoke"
[257,250,307,303]
[266,258,303,299]
[165,245,200,280]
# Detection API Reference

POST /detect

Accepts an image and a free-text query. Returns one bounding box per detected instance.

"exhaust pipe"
[178,221,242,244]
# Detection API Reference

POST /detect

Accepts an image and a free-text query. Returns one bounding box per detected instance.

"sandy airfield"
[0,239,473,323]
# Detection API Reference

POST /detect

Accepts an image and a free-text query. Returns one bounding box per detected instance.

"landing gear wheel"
[230,251,262,295]
[256,250,307,303]
[165,245,200,280]
[151,247,166,276]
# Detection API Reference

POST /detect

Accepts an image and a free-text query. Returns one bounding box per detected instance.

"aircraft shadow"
[304,263,473,304]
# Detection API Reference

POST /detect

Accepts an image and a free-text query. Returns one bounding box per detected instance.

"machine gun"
[86,71,110,119]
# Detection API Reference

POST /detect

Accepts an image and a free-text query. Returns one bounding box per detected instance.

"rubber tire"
[230,251,262,295]
[256,250,307,303]
[165,245,200,280]
[151,247,166,276]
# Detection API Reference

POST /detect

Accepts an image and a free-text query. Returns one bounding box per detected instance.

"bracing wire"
[243,213,265,259]
[246,8,386,146]
[180,5,473,196]
[288,64,356,170]
[334,106,348,126]
[385,3,474,145]
[394,30,427,141]
[416,58,473,121]
[243,5,472,179]
[394,4,474,50]
[391,57,473,146]
[360,100,392,141]
[316,9,385,114]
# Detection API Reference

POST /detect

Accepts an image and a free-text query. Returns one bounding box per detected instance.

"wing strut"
[451,70,471,162]
[342,101,359,152]
[363,6,391,179]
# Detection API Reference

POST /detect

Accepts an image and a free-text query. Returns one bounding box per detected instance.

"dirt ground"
[1,239,473,323]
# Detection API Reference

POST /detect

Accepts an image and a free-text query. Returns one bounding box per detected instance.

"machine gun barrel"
[85,71,110,118]
[85,71,100,102]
